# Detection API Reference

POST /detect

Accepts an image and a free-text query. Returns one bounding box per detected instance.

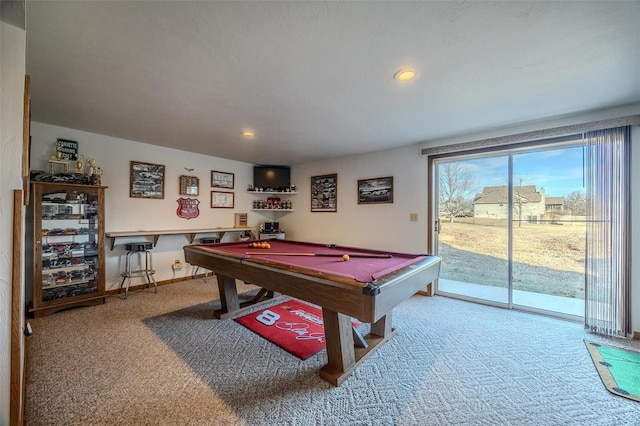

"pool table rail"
[184,245,440,323]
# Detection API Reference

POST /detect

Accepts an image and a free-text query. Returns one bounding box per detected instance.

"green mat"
[585,340,640,402]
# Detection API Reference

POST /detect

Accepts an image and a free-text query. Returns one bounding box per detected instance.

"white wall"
[0,20,27,426]
[30,123,260,290]
[285,145,428,254]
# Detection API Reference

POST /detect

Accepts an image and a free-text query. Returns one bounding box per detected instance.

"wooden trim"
[11,190,25,425]
[416,282,433,296]
[104,274,199,296]
[30,297,105,318]
[22,75,30,178]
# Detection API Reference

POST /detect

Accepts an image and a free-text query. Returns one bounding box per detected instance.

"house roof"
[545,197,564,205]
[474,185,541,204]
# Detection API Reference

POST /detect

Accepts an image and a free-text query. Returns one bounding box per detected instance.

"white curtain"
[584,126,631,338]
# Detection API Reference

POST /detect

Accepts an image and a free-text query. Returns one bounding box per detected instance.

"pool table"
[183,239,441,386]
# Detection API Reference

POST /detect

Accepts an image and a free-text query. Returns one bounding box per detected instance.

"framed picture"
[130,161,165,199]
[179,175,199,196]
[358,176,394,204]
[311,173,337,212]
[211,191,234,208]
[211,170,234,189]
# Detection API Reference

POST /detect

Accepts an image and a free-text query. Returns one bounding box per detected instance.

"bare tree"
[439,162,475,222]
[513,177,527,227]
[564,190,586,215]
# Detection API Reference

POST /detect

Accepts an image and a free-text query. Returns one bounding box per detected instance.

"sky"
[446,145,584,198]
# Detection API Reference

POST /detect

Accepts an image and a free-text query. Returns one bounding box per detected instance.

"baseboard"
[105,273,211,296]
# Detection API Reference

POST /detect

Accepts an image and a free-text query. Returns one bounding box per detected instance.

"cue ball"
[342,254,349,261]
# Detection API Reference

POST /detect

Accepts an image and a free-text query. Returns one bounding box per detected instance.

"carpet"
[585,340,640,402]
[234,300,327,359]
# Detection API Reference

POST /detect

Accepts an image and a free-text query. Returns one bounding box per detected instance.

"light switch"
[410,213,418,222]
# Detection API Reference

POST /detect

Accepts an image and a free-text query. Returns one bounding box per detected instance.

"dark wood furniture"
[28,182,106,317]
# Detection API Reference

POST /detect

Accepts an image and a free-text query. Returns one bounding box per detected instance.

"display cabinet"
[28,182,107,317]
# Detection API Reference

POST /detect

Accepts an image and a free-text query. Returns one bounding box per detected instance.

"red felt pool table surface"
[194,239,426,284]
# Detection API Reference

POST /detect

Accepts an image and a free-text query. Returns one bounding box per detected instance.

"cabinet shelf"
[247,191,297,195]
[43,278,96,290]
[249,191,296,219]
[251,209,295,212]
[42,266,89,272]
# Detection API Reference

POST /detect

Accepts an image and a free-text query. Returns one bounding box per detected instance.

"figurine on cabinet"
[90,167,103,185]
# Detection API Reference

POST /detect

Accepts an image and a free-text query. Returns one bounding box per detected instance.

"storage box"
[234,213,248,227]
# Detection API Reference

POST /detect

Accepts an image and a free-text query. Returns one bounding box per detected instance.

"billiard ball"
[342,254,349,261]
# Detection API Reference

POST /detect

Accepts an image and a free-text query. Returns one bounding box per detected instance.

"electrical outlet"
[410,213,418,222]
[172,260,183,271]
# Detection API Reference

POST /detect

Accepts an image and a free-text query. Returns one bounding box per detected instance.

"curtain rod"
[420,114,640,157]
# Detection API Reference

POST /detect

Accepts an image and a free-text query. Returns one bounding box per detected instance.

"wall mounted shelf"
[105,227,254,250]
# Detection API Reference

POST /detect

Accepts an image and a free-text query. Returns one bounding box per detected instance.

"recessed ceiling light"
[394,68,416,82]
[241,130,255,138]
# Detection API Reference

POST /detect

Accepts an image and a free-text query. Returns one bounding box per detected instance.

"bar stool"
[119,242,157,299]
[192,238,220,279]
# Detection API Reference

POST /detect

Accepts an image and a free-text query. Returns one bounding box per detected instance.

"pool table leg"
[213,274,240,319]
[319,308,396,387]
[213,274,279,319]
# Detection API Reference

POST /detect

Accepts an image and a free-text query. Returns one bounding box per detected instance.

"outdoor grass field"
[437,218,586,299]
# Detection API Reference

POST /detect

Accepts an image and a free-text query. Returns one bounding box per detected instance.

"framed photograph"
[211,170,234,189]
[130,161,165,199]
[311,173,337,212]
[179,175,199,196]
[358,176,394,204]
[211,191,234,208]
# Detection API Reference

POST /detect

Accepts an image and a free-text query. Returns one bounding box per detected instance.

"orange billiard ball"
[342,254,350,261]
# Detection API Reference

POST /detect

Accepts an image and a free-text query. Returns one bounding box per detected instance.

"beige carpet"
[25,279,260,425]
[25,278,640,425]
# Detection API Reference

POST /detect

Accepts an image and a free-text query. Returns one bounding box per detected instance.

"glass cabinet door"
[31,182,105,316]
[40,189,99,302]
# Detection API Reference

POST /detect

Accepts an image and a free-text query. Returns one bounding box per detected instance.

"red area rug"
[234,300,327,360]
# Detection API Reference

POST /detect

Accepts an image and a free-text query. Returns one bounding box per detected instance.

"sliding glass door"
[436,155,510,305]
[510,147,585,316]
[434,140,586,317]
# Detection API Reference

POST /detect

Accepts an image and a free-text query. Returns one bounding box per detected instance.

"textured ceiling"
[25,1,640,165]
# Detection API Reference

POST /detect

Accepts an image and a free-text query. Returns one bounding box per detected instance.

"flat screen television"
[253,166,291,190]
